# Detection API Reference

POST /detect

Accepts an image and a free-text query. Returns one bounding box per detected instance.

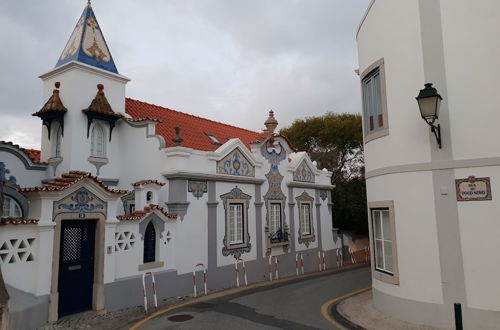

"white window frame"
[228,203,244,245]
[300,203,312,236]
[2,195,22,218]
[91,123,106,158]
[269,202,282,235]
[52,124,62,158]
[368,201,399,285]
[361,58,389,143]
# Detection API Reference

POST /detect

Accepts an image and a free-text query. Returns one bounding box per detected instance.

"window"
[53,124,62,158]
[361,58,388,141]
[1,195,22,218]
[269,203,282,235]
[228,203,243,244]
[300,203,311,235]
[146,191,153,203]
[205,133,221,146]
[91,124,106,158]
[369,201,399,285]
[220,187,252,257]
[143,222,156,263]
[295,191,315,247]
[372,209,393,273]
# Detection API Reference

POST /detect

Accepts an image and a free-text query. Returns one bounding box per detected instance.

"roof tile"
[125,98,261,151]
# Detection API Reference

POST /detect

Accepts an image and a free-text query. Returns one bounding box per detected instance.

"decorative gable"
[293,161,315,183]
[217,148,255,177]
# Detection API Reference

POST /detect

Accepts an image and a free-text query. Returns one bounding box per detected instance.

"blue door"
[58,220,96,316]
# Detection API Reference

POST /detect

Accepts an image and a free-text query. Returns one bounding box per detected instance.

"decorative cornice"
[162,171,266,184]
[286,181,334,190]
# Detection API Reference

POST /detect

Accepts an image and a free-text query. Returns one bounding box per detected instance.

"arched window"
[143,222,156,263]
[53,124,62,158]
[1,195,22,218]
[146,191,153,202]
[91,124,106,158]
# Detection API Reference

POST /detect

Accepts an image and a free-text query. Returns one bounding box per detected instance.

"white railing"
[192,263,207,297]
[234,258,248,288]
[318,250,326,271]
[268,255,279,281]
[142,272,158,313]
[295,253,304,275]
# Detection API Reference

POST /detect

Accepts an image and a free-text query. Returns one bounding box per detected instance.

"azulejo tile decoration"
[260,141,286,171]
[261,140,289,248]
[220,186,252,259]
[188,180,208,199]
[320,190,328,201]
[217,149,255,177]
[293,161,315,183]
[0,162,17,186]
[295,191,316,247]
[53,187,106,221]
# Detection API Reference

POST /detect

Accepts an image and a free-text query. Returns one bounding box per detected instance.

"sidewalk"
[335,290,449,330]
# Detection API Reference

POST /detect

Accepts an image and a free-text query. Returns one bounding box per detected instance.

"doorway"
[58,220,96,316]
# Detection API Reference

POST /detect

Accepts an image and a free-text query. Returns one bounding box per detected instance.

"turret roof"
[55,1,118,73]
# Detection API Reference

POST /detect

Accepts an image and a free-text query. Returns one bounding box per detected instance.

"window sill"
[270,241,289,247]
[88,156,109,164]
[227,242,247,250]
[373,268,399,285]
[364,128,389,144]
[138,261,164,271]
[47,157,63,164]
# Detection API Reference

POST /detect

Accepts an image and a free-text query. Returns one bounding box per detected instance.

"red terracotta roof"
[0,141,44,164]
[125,98,261,151]
[19,171,128,194]
[131,180,165,187]
[116,204,177,221]
[0,217,39,225]
[24,149,41,164]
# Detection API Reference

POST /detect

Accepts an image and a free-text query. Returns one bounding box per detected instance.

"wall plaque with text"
[455,176,492,201]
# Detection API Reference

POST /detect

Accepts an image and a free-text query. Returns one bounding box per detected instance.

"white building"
[357,0,500,329]
[0,3,337,329]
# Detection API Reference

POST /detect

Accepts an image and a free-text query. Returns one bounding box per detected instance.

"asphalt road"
[137,266,371,330]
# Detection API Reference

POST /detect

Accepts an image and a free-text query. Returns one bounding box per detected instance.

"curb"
[130,263,369,329]
[321,286,371,330]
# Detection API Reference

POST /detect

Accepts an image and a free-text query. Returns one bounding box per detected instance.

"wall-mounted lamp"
[416,83,443,149]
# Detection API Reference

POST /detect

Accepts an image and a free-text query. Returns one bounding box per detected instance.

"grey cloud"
[0,0,371,148]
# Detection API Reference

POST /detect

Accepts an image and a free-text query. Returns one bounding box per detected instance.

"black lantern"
[416,83,443,149]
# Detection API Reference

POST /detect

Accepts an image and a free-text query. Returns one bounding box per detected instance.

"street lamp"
[416,83,443,149]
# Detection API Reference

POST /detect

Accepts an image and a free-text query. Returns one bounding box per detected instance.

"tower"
[35,1,130,177]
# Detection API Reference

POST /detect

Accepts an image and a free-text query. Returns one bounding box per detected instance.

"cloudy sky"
[0,0,370,149]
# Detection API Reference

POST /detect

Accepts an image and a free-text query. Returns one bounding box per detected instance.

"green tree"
[280,112,367,233]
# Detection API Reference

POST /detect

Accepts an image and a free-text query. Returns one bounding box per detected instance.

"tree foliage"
[280,112,364,185]
[280,112,367,234]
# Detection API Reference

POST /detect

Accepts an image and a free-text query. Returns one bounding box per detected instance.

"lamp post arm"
[430,123,442,149]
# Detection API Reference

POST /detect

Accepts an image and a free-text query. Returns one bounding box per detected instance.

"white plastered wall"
[0,226,39,294]
[367,171,443,304]
[439,0,500,161]
[0,151,46,187]
[357,0,431,173]
[454,166,500,311]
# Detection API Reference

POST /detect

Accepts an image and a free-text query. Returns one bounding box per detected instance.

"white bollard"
[142,272,158,313]
[268,255,279,281]
[235,258,248,287]
[349,247,356,264]
[193,263,207,297]
[295,253,304,275]
[318,250,326,271]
